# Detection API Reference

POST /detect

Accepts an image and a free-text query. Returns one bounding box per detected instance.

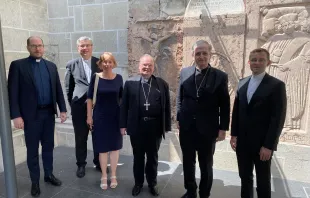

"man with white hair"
[65,36,101,178]
[120,54,171,197]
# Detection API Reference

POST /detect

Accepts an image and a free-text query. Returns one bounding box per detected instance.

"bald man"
[8,36,67,197]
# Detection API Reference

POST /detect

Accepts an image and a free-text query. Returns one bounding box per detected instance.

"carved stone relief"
[160,0,189,17]
[260,6,310,134]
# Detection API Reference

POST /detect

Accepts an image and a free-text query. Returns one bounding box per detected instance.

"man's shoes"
[31,183,40,197]
[76,166,85,178]
[181,191,197,198]
[44,174,62,186]
[132,185,143,196]
[149,186,159,196]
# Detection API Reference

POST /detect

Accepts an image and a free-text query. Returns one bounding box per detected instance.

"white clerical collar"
[82,58,91,62]
[251,72,265,80]
[141,76,152,83]
[35,59,41,63]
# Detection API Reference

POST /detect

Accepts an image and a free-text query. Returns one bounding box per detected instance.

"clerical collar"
[196,65,210,74]
[141,75,152,84]
[251,72,266,80]
[28,56,41,63]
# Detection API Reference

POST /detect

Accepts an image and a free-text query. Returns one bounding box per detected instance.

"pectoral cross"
[144,101,150,111]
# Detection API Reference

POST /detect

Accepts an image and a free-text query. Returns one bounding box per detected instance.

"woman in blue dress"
[86,52,124,190]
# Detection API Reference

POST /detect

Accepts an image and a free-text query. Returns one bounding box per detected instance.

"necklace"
[141,77,152,110]
[195,65,210,98]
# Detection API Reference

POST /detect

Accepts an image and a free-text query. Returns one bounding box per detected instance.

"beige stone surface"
[96,0,111,3]
[81,0,96,4]
[83,5,103,31]
[114,52,128,67]
[49,33,71,52]
[2,28,29,51]
[74,6,83,31]
[92,31,117,52]
[47,0,68,18]
[30,31,50,45]
[68,0,81,6]
[0,0,21,28]
[49,18,74,33]
[59,53,74,69]
[118,30,128,52]
[21,2,48,32]
[68,6,74,17]
[21,0,47,7]
[103,2,128,29]
[129,0,160,22]
[4,52,29,70]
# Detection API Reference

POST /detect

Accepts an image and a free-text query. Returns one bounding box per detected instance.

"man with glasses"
[64,36,102,178]
[8,36,67,197]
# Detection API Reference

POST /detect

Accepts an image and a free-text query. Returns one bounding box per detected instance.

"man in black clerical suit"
[177,40,230,198]
[120,54,171,197]
[231,48,287,198]
[8,36,67,197]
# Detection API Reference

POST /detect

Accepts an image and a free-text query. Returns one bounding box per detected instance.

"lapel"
[154,76,165,109]
[78,57,87,83]
[248,74,270,108]
[132,75,141,109]
[25,58,35,87]
[44,59,55,98]
[239,78,250,107]
[186,66,197,98]
[91,56,99,74]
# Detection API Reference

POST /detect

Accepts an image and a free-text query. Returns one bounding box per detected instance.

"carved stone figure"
[135,24,175,75]
[260,7,310,131]
[161,0,187,16]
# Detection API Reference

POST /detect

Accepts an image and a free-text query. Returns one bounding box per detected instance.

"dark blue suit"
[8,57,67,183]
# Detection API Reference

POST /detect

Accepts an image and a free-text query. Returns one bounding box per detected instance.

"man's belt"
[141,117,158,121]
[37,104,53,109]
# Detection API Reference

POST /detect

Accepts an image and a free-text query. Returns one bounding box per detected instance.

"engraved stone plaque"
[185,0,244,17]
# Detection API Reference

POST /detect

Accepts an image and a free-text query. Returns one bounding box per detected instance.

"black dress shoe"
[76,166,85,178]
[31,183,40,197]
[132,185,143,196]
[149,186,159,196]
[44,174,62,186]
[181,191,197,198]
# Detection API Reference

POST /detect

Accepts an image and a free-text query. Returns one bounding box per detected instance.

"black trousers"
[179,122,216,198]
[130,118,162,187]
[24,108,55,183]
[236,149,272,198]
[71,98,99,167]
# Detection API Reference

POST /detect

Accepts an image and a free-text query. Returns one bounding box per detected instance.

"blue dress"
[87,74,123,153]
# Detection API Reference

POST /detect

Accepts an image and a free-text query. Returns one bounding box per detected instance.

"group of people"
[7,35,287,198]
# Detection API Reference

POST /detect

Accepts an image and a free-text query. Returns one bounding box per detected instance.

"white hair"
[139,54,154,63]
[192,40,212,51]
[76,36,93,46]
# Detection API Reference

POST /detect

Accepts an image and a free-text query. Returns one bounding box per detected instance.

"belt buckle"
[143,117,148,121]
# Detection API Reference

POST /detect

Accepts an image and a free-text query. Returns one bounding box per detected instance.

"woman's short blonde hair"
[96,52,117,69]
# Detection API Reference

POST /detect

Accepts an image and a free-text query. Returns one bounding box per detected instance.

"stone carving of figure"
[135,24,175,75]
[261,7,310,130]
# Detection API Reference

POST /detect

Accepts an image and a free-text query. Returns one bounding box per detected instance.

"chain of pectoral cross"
[142,78,152,111]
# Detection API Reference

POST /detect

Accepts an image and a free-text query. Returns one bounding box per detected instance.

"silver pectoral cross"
[144,101,150,111]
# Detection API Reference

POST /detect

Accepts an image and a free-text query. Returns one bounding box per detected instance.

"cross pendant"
[197,92,199,98]
[144,101,150,111]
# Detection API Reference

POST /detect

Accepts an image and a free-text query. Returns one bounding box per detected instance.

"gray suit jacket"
[64,56,99,104]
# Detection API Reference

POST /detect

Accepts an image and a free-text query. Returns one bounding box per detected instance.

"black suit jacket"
[177,65,230,138]
[231,73,287,152]
[120,75,171,137]
[64,56,99,104]
[8,58,67,121]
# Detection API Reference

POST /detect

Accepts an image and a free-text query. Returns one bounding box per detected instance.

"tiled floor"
[0,146,309,198]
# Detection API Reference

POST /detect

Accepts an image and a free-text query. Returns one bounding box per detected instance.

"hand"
[259,147,272,161]
[60,112,67,123]
[87,116,93,130]
[13,117,24,129]
[216,130,226,142]
[120,128,127,136]
[230,136,237,151]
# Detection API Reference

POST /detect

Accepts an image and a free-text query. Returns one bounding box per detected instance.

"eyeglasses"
[79,44,93,48]
[28,44,44,49]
